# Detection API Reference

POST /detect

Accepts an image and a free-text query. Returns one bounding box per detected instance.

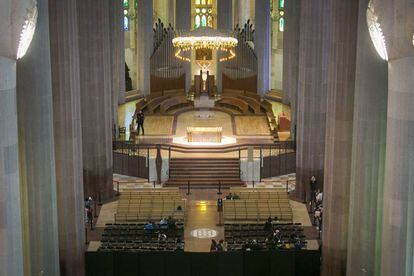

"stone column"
[77,0,114,201]
[375,1,414,274]
[0,57,24,276]
[217,0,233,93]
[175,0,191,92]
[345,1,388,275]
[295,0,327,202]
[321,1,359,275]
[48,0,85,275]
[382,57,414,276]
[254,0,270,95]
[137,0,153,95]
[282,0,300,138]
[16,0,60,274]
[235,0,253,26]
[109,0,126,135]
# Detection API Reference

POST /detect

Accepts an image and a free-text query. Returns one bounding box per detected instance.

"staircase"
[165,158,245,188]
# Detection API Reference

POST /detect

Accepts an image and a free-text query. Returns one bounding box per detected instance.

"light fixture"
[17,3,38,59]
[366,2,388,61]
[172,27,238,62]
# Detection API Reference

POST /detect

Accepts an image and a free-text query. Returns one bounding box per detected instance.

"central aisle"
[184,199,224,252]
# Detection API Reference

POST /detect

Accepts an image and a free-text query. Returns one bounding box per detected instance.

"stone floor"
[184,200,224,252]
[116,99,290,142]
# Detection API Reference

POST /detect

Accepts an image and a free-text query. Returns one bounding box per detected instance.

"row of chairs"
[115,211,185,223]
[99,223,184,252]
[224,223,306,251]
[224,200,293,223]
[115,190,186,223]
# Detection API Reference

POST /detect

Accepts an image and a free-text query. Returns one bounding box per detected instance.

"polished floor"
[117,98,291,142]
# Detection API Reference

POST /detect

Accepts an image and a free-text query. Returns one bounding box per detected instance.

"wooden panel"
[234,115,270,135]
[222,73,257,93]
[150,74,185,93]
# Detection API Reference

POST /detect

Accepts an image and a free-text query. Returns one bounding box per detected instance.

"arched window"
[195,15,201,28]
[278,0,285,32]
[194,0,213,28]
[123,0,129,31]
[201,15,207,27]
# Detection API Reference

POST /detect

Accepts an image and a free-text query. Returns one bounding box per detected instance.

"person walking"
[87,207,93,230]
[136,110,145,135]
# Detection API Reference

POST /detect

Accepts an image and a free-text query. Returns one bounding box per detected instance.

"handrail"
[113,140,295,154]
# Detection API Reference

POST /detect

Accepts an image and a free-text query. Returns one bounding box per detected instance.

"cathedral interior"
[0,0,413,275]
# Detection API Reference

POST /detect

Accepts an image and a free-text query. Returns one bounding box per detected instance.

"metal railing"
[113,140,296,184]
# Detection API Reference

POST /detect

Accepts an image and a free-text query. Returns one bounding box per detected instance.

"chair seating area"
[223,189,293,223]
[99,223,184,252]
[224,223,307,251]
[115,189,186,223]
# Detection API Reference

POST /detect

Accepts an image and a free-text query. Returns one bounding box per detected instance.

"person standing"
[309,175,317,210]
[87,207,93,230]
[136,110,145,135]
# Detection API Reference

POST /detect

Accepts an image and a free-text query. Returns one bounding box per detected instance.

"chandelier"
[172,27,238,62]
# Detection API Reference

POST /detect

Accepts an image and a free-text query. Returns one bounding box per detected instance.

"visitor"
[144,220,155,233]
[136,110,145,135]
[309,175,317,204]
[167,216,176,230]
[158,233,167,243]
[87,207,93,230]
[225,193,233,200]
[316,190,323,206]
[159,217,168,229]
[85,196,93,209]
[210,239,218,252]
[177,205,182,211]
[232,193,240,200]
[175,238,184,251]
[264,217,273,232]
[217,239,227,252]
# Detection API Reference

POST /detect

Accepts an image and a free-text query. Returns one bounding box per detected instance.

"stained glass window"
[194,0,213,29]
[195,15,201,28]
[123,0,129,31]
[278,0,284,32]
[279,17,284,32]
[201,15,207,27]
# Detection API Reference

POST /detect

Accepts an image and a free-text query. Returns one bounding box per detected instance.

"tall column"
[137,0,153,95]
[295,0,327,202]
[346,1,388,275]
[110,0,126,133]
[154,0,174,25]
[175,0,191,92]
[77,0,114,201]
[0,57,24,276]
[282,0,300,138]
[16,0,60,274]
[49,0,85,275]
[321,1,359,275]
[217,0,233,93]
[235,0,253,26]
[254,0,270,95]
[377,1,414,274]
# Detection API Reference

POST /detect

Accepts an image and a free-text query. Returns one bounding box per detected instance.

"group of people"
[309,176,323,236]
[263,216,280,232]
[144,216,177,234]
[210,239,227,252]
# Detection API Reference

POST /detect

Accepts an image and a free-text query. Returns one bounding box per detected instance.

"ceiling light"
[17,4,38,59]
[366,2,388,61]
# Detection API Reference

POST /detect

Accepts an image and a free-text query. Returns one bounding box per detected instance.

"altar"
[187,127,222,143]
